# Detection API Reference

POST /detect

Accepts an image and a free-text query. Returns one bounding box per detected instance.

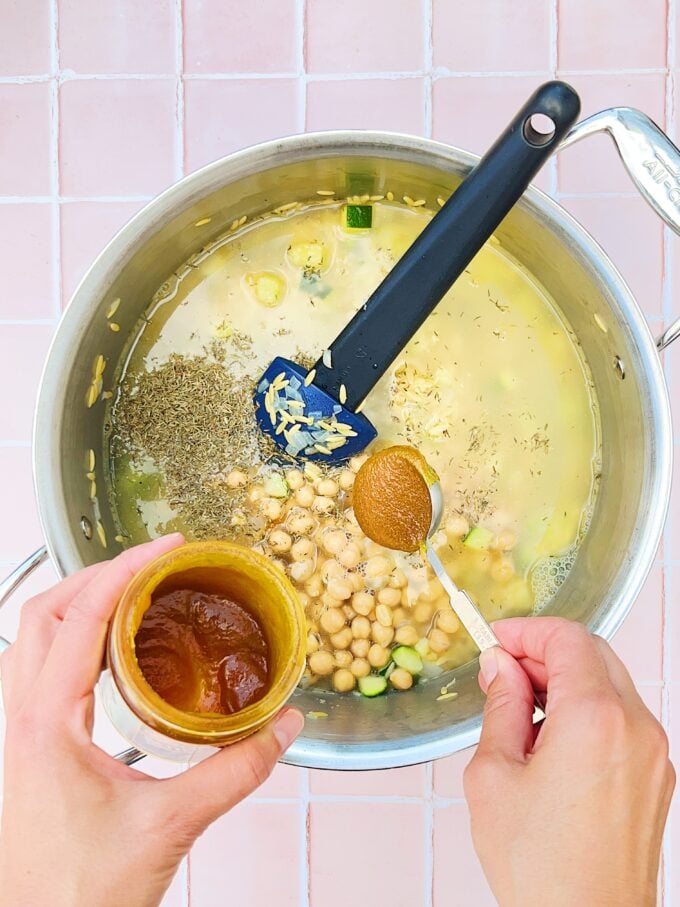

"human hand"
[0,535,304,907]
[464,617,674,907]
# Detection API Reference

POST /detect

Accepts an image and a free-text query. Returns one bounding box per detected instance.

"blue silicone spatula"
[254,81,580,462]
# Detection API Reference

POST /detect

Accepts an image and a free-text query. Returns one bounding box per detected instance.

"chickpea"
[368,644,390,669]
[297,591,311,610]
[333,668,356,692]
[323,529,348,555]
[287,510,316,535]
[295,484,315,508]
[375,603,394,628]
[269,528,292,553]
[431,530,447,548]
[351,615,371,639]
[414,602,434,624]
[309,650,334,676]
[307,601,323,622]
[342,603,356,620]
[338,543,361,569]
[291,537,316,562]
[334,649,353,668]
[428,627,450,654]
[327,578,352,601]
[377,586,401,607]
[366,555,392,578]
[261,498,283,522]
[285,468,304,490]
[338,468,355,491]
[348,572,364,592]
[400,589,410,607]
[289,560,315,583]
[436,608,461,634]
[248,484,265,503]
[350,638,370,658]
[306,632,320,655]
[321,558,344,582]
[330,626,353,649]
[365,574,389,592]
[420,578,444,602]
[350,657,371,678]
[226,469,247,488]
[320,607,346,635]
[304,462,322,482]
[371,622,395,647]
[395,624,419,646]
[352,591,374,616]
[392,607,407,624]
[390,667,413,691]
[445,513,470,538]
[496,529,517,551]
[312,495,335,514]
[389,568,408,589]
[321,590,342,609]
[491,558,515,583]
[317,478,339,498]
[305,573,324,598]
[349,454,369,473]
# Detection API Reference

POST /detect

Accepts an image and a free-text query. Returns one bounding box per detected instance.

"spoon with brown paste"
[353,446,543,713]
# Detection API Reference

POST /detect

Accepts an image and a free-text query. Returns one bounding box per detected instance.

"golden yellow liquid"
[109,200,600,674]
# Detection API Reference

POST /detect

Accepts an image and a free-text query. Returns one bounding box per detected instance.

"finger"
[37,534,184,706]
[491,617,616,711]
[8,564,109,703]
[475,646,535,764]
[592,636,644,704]
[163,709,304,830]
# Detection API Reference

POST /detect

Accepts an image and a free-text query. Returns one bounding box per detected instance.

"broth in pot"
[107,196,601,695]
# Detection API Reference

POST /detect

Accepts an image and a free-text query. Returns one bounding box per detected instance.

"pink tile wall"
[1,2,679,906]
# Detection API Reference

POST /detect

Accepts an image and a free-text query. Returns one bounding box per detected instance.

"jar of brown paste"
[100,541,306,762]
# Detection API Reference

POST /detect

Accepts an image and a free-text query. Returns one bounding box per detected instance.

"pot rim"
[32,130,673,769]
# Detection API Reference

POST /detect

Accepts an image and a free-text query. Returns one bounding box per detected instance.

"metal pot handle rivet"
[560,106,680,352]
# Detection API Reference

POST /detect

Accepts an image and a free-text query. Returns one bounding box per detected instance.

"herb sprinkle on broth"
[108,197,601,694]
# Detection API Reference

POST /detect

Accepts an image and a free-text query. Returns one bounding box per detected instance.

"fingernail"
[273,708,304,750]
[479,648,499,687]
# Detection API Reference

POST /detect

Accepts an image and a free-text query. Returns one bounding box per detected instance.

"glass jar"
[100,540,306,762]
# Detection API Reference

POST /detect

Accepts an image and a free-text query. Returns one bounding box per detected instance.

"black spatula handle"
[312,81,580,410]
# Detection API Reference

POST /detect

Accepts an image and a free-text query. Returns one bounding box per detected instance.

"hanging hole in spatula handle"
[313,80,581,409]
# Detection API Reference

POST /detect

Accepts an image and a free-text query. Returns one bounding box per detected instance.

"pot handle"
[560,106,680,351]
[0,550,146,767]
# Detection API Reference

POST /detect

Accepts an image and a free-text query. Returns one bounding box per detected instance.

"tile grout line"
[662,2,675,903]
[423,0,433,139]
[0,195,154,203]
[49,0,61,318]
[424,761,434,907]
[548,0,559,197]
[296,0,306,133]
[0,67,676,86]
[302,769,311,907]
[174,0,185,181]
[175,7,187,901]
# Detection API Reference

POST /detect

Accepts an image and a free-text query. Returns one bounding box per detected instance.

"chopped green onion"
[463,526,495,550]
[391,646,423,676]
[358,675,388,697]
[344,205,373,229]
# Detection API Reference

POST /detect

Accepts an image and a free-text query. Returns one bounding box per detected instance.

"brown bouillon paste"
[135,587,270,714]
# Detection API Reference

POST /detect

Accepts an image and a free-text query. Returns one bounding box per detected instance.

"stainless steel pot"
[2,107,679,770]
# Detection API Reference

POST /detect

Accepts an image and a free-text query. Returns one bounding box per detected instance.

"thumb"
[476,647,535,763]
[165,708,304,829]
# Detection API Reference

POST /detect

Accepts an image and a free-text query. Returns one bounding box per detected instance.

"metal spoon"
[424,481,544,715]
